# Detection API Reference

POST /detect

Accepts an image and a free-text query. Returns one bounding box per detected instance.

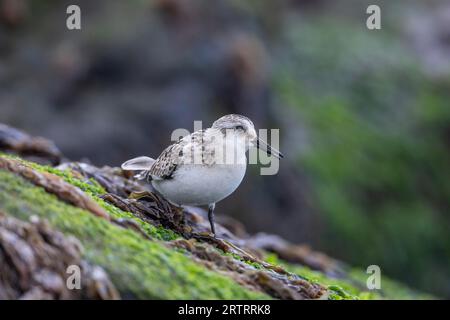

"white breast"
[151,130,250,206]
[151,162,247,206]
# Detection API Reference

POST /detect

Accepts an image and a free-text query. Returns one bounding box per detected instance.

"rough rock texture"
[0,211,119,299]
[0,124,429,300]
[0,124,62,166]
[0,157,110,220]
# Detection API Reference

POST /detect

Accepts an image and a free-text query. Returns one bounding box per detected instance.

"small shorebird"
[121,114,283,236]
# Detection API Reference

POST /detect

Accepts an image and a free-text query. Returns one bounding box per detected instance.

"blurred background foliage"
[0,0,449,296]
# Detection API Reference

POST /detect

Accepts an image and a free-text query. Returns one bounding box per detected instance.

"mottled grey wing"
[144,141,184,180]
[144,130,208,181]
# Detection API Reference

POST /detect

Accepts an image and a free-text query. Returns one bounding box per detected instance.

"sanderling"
[121,114,283,236]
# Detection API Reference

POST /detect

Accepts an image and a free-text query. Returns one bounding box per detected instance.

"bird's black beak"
[256,138,284,159]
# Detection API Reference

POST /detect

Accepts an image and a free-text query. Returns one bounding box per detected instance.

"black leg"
[208,203,216,237]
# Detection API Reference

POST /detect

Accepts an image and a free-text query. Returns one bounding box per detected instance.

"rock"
[0,124,62,165]
[0,123,428,300]
[0,212,119,299]
[0,157,110,220]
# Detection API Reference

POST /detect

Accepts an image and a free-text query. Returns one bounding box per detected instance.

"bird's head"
[212,114,283,159]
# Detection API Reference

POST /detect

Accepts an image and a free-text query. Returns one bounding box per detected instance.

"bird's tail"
[121,156,155,180]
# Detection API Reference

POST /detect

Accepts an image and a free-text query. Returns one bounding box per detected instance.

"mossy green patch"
[0,167,269,299]
[1,154,430,300]
[265,253,432,300]
[265,254,362,300]
[223,251,264,270]
[0,153,179,241]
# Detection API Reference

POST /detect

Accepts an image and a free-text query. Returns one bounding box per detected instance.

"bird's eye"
[235,125,244,130]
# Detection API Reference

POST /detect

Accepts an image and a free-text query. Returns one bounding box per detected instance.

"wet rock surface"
[65,161,332,299]
[0,123,422,300]
[0,123,341,299]
[0,211,119,299]
[0,124,62,166]
[0,157,110,220]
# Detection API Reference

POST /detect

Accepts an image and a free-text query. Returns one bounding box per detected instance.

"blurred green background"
[0,0,449,297]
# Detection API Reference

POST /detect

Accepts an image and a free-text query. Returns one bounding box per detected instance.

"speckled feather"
[141,129,218,181]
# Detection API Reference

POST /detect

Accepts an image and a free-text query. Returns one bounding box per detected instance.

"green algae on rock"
[0,167,269,299]
[0,153,430,300]
[265,254,433,300]
[0,211,119,299]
